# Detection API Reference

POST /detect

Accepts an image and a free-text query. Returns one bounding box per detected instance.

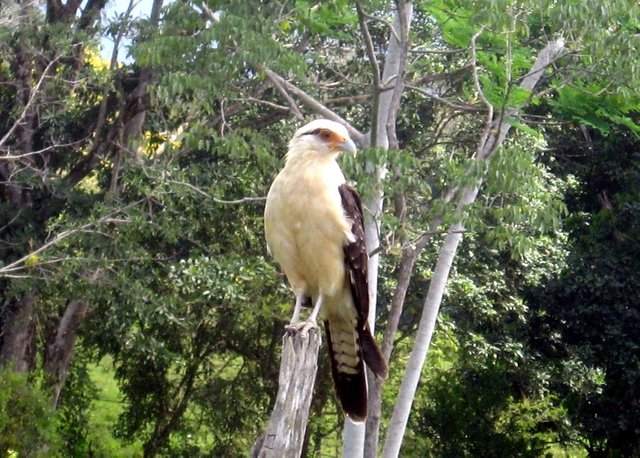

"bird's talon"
[285,320,318,335]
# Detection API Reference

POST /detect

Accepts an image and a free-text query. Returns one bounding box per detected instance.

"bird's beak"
[339,137,357,154]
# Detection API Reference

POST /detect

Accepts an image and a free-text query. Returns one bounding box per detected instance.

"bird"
[264,118,387,422]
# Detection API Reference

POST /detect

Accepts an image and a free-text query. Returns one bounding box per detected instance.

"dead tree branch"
[261,67,366,146]
[251,326,321,458]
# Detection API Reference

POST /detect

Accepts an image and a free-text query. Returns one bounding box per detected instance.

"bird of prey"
[264,118,387,421]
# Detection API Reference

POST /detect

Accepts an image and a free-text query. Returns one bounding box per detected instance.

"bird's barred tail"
[324,318,387,422]
[358,324,388,380]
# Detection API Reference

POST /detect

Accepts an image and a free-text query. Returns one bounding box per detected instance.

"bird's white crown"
[287,119,356,163]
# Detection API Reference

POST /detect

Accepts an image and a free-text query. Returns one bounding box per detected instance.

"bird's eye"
[319,130,332,140]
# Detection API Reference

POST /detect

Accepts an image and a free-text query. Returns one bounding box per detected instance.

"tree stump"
[251,324,321,458]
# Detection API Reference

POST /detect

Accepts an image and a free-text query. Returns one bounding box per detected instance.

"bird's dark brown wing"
[338,183,369,323]
[338,183,387,379]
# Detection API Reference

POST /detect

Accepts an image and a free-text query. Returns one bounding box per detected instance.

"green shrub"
[0,368,60,456]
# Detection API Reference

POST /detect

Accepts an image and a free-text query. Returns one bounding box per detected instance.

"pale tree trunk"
[381,37,566,458]
[44,300,88,408]
[343,3,412,456]
[251,326,321,458]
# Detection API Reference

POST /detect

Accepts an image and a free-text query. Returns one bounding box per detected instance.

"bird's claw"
[285,320,318,336]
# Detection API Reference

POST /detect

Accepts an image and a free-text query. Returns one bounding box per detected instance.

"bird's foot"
[285,319,318,336]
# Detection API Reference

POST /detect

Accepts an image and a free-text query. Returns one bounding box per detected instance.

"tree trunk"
[251,325,321,458]
[381,38,566,457]
[364,240,423,456]
[0,293,36,372]
[381,217,472,458]
[344,4,413,456]
[350,3,413,456]
[44,299,88,408]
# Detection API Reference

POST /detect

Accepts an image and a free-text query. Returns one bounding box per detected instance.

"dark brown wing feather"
[338,184,387,379]
[338,183,369,320]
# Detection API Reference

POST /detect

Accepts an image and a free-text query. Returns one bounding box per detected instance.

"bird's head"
[287,119,357,162]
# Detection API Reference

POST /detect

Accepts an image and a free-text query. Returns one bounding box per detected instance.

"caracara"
[264,118,387,421]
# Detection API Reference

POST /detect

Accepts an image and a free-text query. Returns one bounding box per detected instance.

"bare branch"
[0,211,22,234]
[411,64,472,87]
[470,28,493,112]
[263,70,304,120]
[1,138,90,160]
[0,56,59,151]
[520,37,566,90]
[242,97,290,111]
[486,37,566,155]
[198,1,220,23]
[384,0,412,150]
[325,93,373,106]
[410,47,469,55]
[261,67,366,146]
[0,199,148,276]
[470,28,495,157]
[219,99,228,136]
[164,178,266,205]
[356,1,381,89]
[406,84,485,113]
[360,8,401,42]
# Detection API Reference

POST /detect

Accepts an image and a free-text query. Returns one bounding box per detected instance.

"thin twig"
[219,99,228,136]
[470,28,492,111]
[0,56,60,150]
[242,97,290,111]
[356,1,381,88]
[470,28,495,157]
[1,138,90,160]
[0,199,147,276]
[406,85,485,113]
[361,9,400,42]
[165,179,266,204]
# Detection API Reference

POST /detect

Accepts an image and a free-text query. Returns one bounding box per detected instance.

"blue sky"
[100,0,155,61]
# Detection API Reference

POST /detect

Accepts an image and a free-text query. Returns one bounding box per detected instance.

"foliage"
[405,186,573,456]
[1,0,640,455]
[55,350,97,456]
[551,84,640,136]
[0,369,61,456]
[527,125,640,456]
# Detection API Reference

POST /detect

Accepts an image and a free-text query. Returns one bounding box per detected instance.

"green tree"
[2,0,640,455]
[528,121,640,456]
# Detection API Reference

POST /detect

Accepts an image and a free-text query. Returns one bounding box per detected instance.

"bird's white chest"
[268,159,347,229]
[264,158,352,298]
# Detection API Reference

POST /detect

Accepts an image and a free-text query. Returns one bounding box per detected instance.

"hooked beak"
[339,137,357,154]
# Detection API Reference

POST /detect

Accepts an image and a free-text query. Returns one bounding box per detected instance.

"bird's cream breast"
[265,158,351,298]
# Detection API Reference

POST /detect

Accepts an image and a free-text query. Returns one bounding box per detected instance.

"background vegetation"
[1,0,638,456]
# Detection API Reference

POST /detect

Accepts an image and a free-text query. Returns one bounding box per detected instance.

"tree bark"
[0,293,36,372]
[381,38,566,458]
[346,4,413,456]
[381,218,472,458]
[353,3,413,456]
[364,238,423,455]
[44,299,88,408]
[251,325,321,458]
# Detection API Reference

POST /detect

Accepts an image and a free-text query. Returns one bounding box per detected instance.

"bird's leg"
[289,294,305,325]
[308,294,324,323]
[286,294,323,334]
